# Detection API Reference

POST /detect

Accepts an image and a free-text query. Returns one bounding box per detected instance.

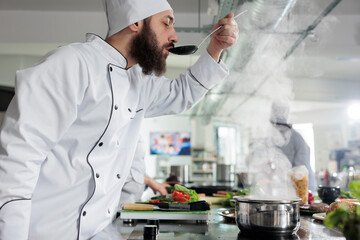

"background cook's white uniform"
[0,34,229,240]
[279,128,317,192]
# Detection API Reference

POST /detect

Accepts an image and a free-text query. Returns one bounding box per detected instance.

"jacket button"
[96,173,100,178]
[128,108,132,112]
[114,105,118,110]
[117,174,121,179]
[99,142,103,147]
[109,66,113,72]
[108,209,111,214]
[82,211,87,216]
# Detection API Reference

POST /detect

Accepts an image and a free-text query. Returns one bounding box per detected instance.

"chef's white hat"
[103,0,172,38]
[271,99,290,124]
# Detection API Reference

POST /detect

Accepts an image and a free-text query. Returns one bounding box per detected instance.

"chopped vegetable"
[172,190,191,202]
[148,184,199,203]
[308,192,315,204]
[174,184,199,202]
[222,188,251,207]
[324,180,360,240]
[341,190,356,199]
[149,200,164,203]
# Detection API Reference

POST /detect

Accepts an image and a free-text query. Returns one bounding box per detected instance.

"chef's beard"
[130,19,172,76]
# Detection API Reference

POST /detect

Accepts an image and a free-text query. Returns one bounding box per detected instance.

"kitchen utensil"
[170,165,190,183]
[233,196,301,236]
[147,219,159,234]
[169,10,248,55]
[317,185,341,204]
[120,209,209,221]
[236,172,256,188]
[143,225,157,240]
[123,200,210,211]
[188,185,233,196]
[217,164,234,182]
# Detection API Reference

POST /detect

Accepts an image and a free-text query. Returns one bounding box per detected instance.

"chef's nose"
[170,28,178,43]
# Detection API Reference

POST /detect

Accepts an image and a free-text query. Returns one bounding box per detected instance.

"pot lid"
[233,195,301,204]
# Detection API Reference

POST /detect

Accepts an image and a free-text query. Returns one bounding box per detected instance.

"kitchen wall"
[293,107,359,173]
[140,115,192,179]
[0,10,107,44]
[0,55,42,87]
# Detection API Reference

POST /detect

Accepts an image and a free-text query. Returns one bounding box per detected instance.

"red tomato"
[172,190,190,202]
[149,200,162,203]
[308,191,315,204]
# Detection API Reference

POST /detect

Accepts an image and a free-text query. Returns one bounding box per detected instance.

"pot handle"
[286,204,294,212]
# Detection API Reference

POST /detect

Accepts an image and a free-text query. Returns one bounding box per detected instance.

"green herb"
[349,181,360,200]
[341,190,356,199]
[324,180,360,240]
[221,188,251,207]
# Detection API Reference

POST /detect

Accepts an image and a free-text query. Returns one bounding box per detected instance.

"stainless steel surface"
[170,165,190,183]
[94,205,346,240]
[216,164,234,182]
[236,172,255,188]
[234,197,301,235]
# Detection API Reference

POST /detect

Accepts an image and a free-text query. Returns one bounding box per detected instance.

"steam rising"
[220,0,337,199]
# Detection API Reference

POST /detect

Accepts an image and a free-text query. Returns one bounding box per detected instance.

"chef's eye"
[164,22,170,28]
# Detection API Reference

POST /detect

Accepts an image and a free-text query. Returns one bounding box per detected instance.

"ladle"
[169,10,248,55]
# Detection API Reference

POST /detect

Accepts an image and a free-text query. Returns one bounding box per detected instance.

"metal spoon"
[169,10,248,55]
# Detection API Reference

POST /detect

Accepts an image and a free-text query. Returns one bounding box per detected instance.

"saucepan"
[233,196,301,236]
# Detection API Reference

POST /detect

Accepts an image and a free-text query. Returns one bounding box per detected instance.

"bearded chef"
[0,0,239,239]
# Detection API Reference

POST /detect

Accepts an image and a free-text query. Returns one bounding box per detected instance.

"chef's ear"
[129,21,141,32]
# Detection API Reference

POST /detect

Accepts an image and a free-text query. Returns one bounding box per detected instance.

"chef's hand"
[207,12,239,62]
[145,176,171,195]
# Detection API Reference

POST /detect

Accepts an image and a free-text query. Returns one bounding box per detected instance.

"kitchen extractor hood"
[186,0,342,125]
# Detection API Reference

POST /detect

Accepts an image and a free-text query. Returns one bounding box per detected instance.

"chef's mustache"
[164,43,175,49]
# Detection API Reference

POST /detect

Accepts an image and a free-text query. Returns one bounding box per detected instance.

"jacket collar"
[86,33,128,69]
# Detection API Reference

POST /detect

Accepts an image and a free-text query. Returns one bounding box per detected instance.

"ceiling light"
[347,103,360,121]
[337,57,360,62]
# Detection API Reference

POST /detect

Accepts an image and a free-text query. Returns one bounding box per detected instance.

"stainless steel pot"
[216,164,234,182]
[233,196,301,236]
[170,165,190,183]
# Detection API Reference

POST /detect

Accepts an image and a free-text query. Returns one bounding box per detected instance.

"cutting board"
[199,196,226,205]
[119,210,209,221]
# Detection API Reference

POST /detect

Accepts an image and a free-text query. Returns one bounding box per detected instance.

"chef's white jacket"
[118,136,146,209]
[0,34,228,240]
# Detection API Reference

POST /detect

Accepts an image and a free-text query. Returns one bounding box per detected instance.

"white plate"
[312,212,326,221]
[217,209,236,220]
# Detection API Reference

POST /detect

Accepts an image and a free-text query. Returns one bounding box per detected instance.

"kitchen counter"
[92,206,346,240]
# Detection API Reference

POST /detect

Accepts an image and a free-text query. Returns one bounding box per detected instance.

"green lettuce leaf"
[349,180,360,201]
[174,184,199,202]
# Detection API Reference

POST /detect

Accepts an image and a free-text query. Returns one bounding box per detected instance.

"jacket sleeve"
[143,51,229,117]
[0,46,87,239]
